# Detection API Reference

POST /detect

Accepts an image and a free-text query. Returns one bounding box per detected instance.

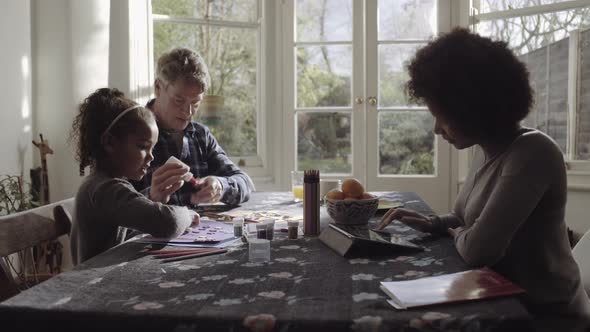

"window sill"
[459,174,590,192]
[568,184,590,192]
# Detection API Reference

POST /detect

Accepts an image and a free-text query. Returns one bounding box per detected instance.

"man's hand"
[149,163,189,203]
[377,207,436,233]
[190,176,223,204]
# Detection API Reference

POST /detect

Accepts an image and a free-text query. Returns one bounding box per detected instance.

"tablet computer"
[319,223,424,257]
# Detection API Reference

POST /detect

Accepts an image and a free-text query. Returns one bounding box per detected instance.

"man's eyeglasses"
[163,82,202,110]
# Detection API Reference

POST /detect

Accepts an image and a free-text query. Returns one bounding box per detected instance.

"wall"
[0,0,110,202]
[567,189,590,235]
[32,0,110,202]
[0,0,33,179]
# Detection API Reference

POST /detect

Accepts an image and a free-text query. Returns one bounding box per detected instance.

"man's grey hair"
[156,47,211,91]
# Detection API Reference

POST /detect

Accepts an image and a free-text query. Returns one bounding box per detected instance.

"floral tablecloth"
[0,192,533,332]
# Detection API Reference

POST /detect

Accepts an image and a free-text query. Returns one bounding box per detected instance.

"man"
[132,47,254,206]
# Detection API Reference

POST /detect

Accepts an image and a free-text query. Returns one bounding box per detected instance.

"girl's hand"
[377,207,436,233]
[149,163,189,203]
[184,212,201,234]
[191,211,200,227]
[190,176,223,204]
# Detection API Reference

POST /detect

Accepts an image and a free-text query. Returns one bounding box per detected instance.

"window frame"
[470,0,590,174]
[149,0,274,179]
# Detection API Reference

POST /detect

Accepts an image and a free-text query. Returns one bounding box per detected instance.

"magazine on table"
[380,267,525,310]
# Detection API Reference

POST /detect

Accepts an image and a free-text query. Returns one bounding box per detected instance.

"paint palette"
[207,209,303,223]
[142,219,236,244]
[188,220,235,243]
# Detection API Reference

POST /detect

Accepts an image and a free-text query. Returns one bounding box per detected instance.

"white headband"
[103,105,142,135]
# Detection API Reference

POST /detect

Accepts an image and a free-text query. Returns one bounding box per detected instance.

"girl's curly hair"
[70,88,155,175]
[406,28,533,140]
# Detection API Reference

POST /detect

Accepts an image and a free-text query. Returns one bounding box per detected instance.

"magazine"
[379,267,525,309]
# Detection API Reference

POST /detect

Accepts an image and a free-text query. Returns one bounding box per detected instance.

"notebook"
[380,267,525,310]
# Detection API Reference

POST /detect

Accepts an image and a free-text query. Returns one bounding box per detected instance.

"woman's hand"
[447,226,464,238]
[377,207,436,233]
[190,176,223,205]
[149,163,189,203]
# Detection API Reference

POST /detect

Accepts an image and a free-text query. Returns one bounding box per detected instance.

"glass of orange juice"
[291,170,304,201]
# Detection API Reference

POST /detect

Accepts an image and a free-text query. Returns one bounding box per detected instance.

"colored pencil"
[151,250,214,259]
[160,248,227,263]
[146,249,211,255]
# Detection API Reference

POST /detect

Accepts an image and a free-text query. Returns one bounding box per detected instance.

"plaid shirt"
[130,100,254,207]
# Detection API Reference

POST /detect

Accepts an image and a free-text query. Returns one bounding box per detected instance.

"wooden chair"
[0,198,74,297]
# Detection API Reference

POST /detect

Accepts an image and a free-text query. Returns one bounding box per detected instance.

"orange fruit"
[341,178,364,199]
[326,189,345,200]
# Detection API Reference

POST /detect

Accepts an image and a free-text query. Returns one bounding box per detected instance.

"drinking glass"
[291,170,304,201]
[249,239,270,263]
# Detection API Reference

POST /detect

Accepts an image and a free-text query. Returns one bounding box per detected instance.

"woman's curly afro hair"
[406,28,533,140]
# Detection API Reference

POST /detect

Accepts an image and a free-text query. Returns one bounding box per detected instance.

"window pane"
[521,39,569,153]
[296,0,352,42]
[476,9,590,55]
[297,112,352,173]
[378,0,437,40]
[546,39,568,152]
[577,29,590,160]
[154,22,257,156]
[152,0,258,22]
[476,9,590,157]
[520,47,548,132]
[297,45,352,108]
[479,0,573,14]
[379,111,434,175]
[379,44,421,107]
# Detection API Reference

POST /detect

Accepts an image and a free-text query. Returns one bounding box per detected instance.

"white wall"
[0,0,33,179]
[566,188,590,235]
[32,0,110,202]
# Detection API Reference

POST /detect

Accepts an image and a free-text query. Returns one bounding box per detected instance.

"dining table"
[0,191,533,331]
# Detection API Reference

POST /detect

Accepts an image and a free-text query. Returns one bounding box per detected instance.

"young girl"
[70,88,199,265]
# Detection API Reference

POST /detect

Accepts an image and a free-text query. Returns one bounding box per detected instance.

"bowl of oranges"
[325,178,379,225]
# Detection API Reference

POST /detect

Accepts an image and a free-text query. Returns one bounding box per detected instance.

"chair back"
[0,198,74,257]
[573,230,590,296]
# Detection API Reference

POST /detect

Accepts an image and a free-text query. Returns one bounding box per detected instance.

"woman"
[378,28,590,329]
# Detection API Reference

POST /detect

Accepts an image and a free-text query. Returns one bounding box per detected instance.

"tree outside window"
[152,0,258,157]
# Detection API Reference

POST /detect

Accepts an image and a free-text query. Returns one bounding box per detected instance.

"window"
[471,0,590,167]
[375,0,438,176]
[292,0,439,176]
[294,0,354,174]
[151,0,261,163]
[283,0,454,213]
